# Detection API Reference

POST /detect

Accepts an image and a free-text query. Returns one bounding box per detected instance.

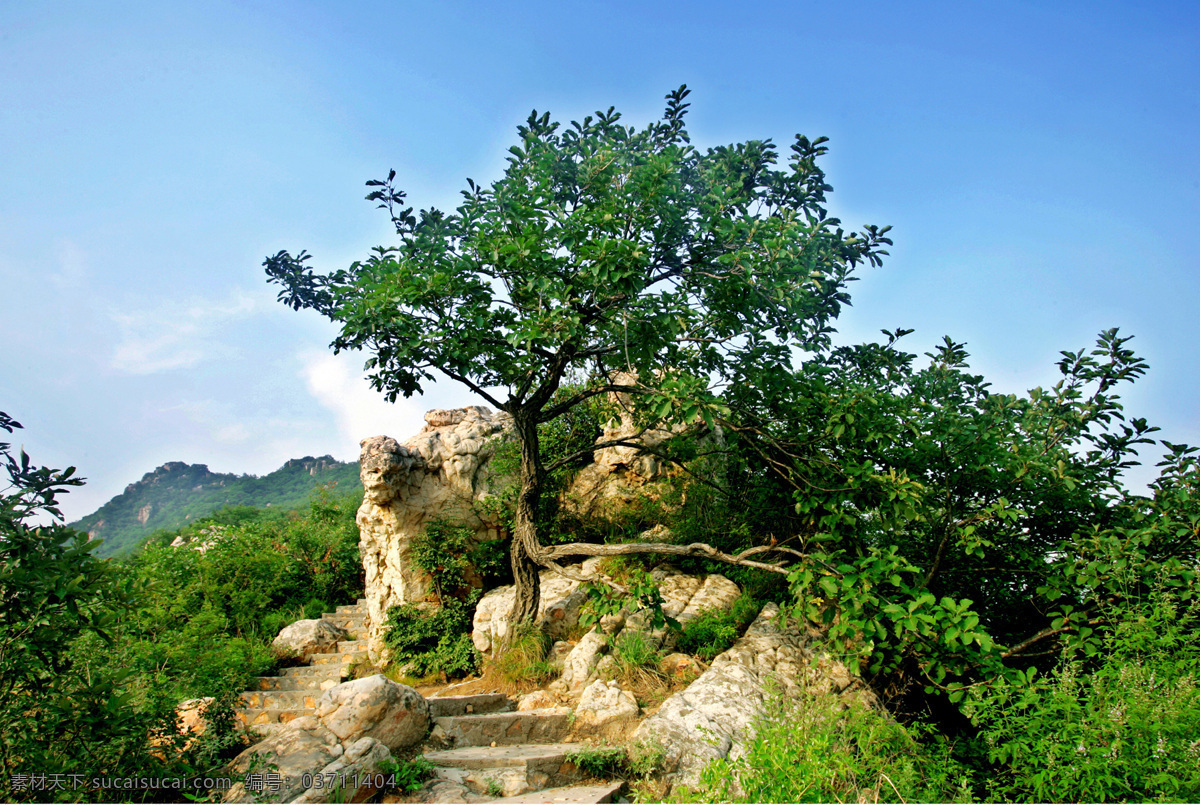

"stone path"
[404,693,625,804]
[235,600,370,728]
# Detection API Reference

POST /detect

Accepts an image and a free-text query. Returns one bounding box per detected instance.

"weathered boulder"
[659,572,742,652]
[517,690,559,711]
[660,652,704,681]
[315,674,430,751]
[574,679,639,740]
[623,564,705,650]
[224,723,341,803]
[546,640,574,673]
[562,375,725,518]
[272,619,351,659]
[471,564,591,653]
[634,602,872,789]
[357,407,512,660]
[291,737,392,804]
[223,677,432,803]
[548,628,611,697]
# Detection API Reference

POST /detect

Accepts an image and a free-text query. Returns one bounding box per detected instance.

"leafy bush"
[609,631,664,676]
[381,755,435,793]
[675,594,760,661]
[411,519,507,601]
[382,598,480,680]
[0,413,263,802]
[685,690,975,803]
[966,584,1200,803]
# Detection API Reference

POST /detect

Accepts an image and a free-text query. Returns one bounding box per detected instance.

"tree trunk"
[507,409,544,625]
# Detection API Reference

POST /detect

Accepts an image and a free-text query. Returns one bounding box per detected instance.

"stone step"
[321,614,362,628]
[235,707,314,727]
[425,744,582,798]
[279,664,347,679]
[336,603,367,615]
[321,615,367,637]
[431,709,571,748]
[309,650,368,666]
[493,782,626,804]
[336,639,369,653]
[254,674,343,692]
[240,690,320,710]
[428,694,515,719]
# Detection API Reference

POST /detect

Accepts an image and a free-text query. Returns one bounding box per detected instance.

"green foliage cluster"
[72,456,361,558]
[382,599,479,680]
[565,740,665,780]
[675,594,761,661]
[605,631,667,690]
[686,690,976,804]
[410,519,507,601]
[380,755,435,793]
[966,584,1200,802]
[581,567,679,635]
[1,411,366,803]
[380,519,512,681]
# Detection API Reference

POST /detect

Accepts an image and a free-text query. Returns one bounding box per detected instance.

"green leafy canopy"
[265,86,891,427]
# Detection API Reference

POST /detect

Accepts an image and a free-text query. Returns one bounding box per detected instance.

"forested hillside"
[71,456,360,557]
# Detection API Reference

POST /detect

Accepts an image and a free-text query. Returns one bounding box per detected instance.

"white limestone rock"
[272,619,351,659]
[314,675,431,752]
[548,628,610,697]
[223,726,340,803]
[634,602,871,789]
[547,640,574,673]
[357,407,513,660]
[575,679,639,740]
[471,565,590,654]
[517,690,559,711]
[291,737,393,804]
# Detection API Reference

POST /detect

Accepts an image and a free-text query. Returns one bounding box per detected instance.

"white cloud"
[301,350,426,445]
[110,288,260,374]
[50,241,89,290]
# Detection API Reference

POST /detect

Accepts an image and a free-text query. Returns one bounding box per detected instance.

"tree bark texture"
[507,409,544,626]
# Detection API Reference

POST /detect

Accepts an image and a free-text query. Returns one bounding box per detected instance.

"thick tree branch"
[535,539,796,576]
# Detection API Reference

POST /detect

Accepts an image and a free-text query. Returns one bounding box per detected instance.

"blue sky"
[2,0,1197,522]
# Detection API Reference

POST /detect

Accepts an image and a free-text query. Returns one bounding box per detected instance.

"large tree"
[266,87,891,622]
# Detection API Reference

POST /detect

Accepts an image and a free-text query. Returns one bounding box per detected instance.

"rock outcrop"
[573,679,639,740]
[562,374,726,519]
[224,675,429,803]
[561,377,683,518]
[315,674,430,750]
[470,559,599,654]
[357,407,512,660]
[634,602,873,789]
[272,619,352,659]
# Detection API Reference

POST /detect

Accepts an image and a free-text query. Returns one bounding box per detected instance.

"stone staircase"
[413,694,624,804]
[236,600,371,728]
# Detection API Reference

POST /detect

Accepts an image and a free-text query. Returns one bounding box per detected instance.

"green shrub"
[685,690,975,803]
[381,755,434,793]
[411,519,507,600]
[676,593,760,661]
[966,585,1200,803]
[382,598,480,680]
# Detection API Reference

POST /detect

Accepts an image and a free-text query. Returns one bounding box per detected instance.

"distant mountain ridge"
[72,456,361,558]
